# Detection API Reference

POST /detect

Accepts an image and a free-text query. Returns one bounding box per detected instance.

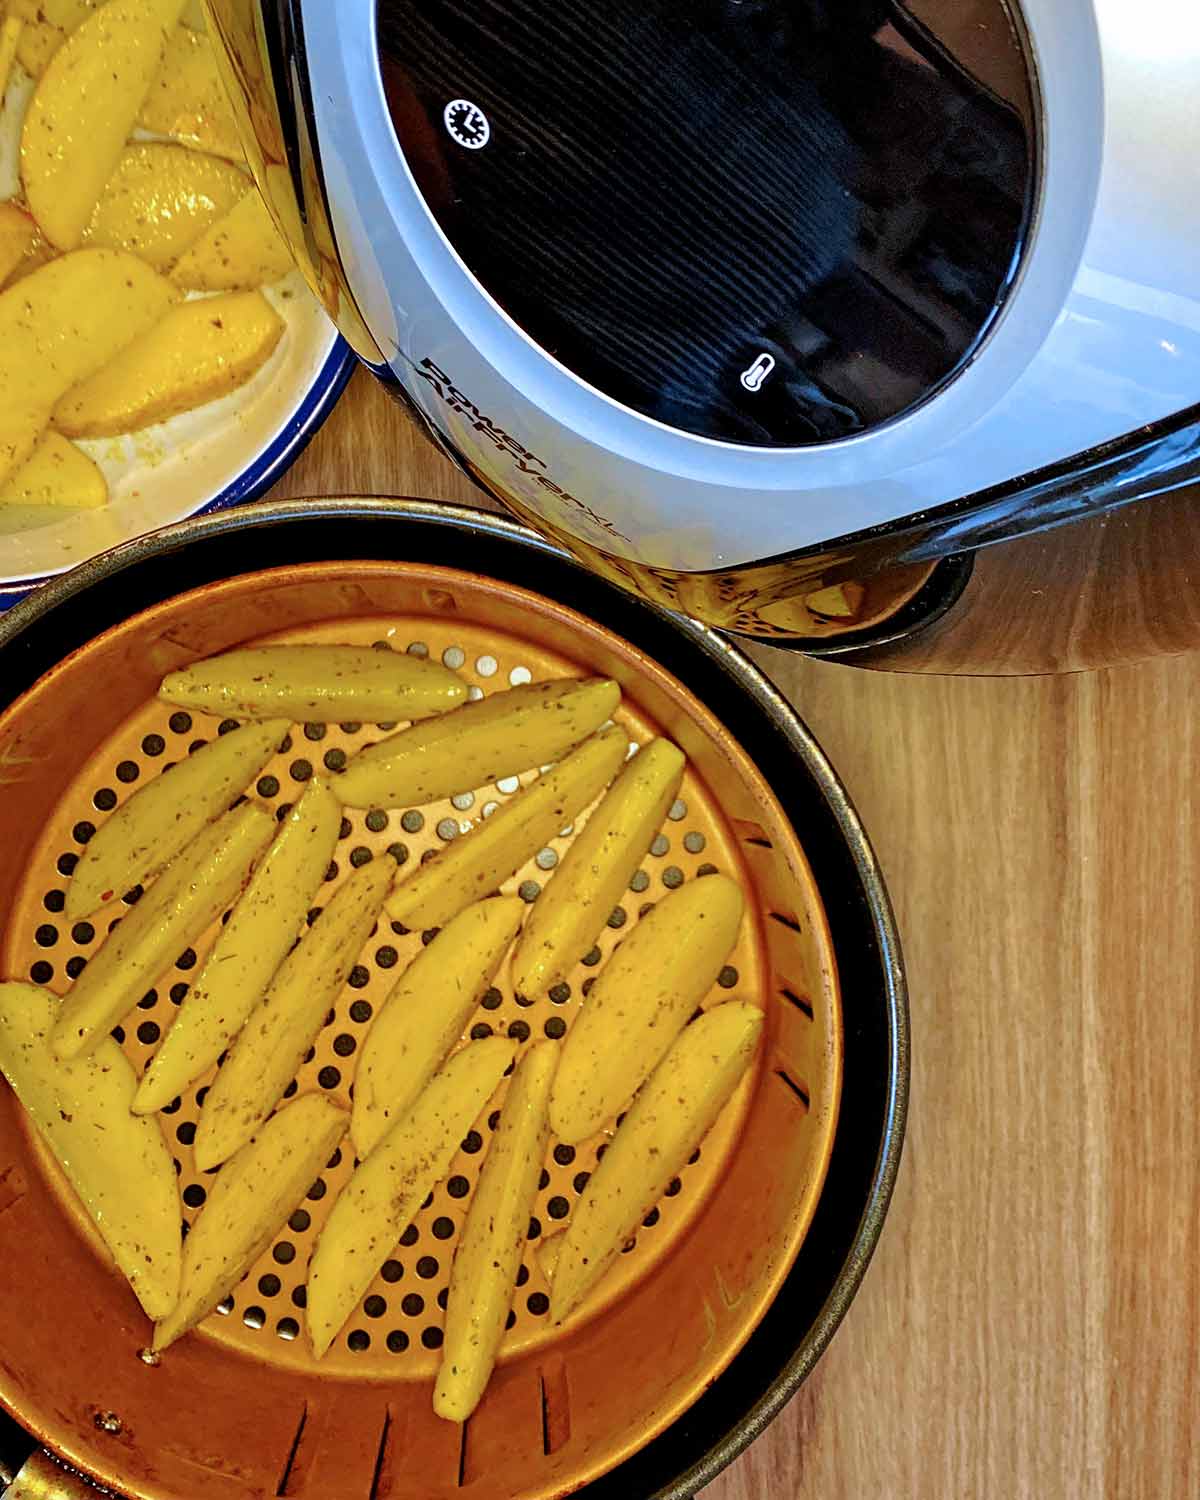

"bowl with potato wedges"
[0,0,353,605]
[0,497,907,1500]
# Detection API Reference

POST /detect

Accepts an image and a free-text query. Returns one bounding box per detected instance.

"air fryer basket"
[0,500,906,1500]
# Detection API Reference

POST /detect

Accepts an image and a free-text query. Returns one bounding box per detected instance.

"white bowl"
[0,67,354,606]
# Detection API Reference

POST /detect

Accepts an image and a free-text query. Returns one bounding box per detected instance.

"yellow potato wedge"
[435,1040,557,1422]
[0,430,107,508]
[138,22,242,160]
[16,20,63,76]
[134,781,342,1115]
[193,855,394,1171]
[0,981,181,1320]
[8,0,96,76]
[51,801,274,1061]
[307,1036,516,1359]
[511,737,685,999]
[158,643,468,724]
[335,677,621,811]
[53,289,284,437]
[551,1002,763,1322]
[65,717,289,920]
[83,144,247,269]
[0,15,22,96]
[388,724,628,931]
[351,896,525,1159]
[21,0,187,249]
[0,249,173,483]
[549,873,745,1144]
[0,204,37,288]
[171,183,295,290]
[154,1093,346,1350]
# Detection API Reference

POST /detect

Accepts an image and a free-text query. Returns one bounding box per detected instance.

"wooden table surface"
[275,373,1200,1500]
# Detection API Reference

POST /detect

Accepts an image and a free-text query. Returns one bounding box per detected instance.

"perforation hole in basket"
[8,619,770,1379]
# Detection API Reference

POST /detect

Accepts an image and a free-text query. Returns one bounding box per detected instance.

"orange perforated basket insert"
[0,562,840,1500]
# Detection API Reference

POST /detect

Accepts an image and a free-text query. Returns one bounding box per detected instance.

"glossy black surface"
[379,0,1035,445]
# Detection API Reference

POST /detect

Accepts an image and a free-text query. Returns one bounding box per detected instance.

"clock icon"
[444,99,491,150]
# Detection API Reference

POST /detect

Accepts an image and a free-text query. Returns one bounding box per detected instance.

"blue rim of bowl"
[0,335,358,611]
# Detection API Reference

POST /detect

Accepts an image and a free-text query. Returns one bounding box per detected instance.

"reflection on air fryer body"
[379,0,1033,446]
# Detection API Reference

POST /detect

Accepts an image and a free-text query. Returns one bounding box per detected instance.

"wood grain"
[275,371,1200,1500]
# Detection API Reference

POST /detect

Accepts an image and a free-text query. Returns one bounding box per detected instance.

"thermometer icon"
[740,352,775,393]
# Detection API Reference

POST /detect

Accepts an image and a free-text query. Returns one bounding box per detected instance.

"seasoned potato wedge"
[549,873,745,1144]
[0,405,47,489]
[138,22,243,160]
[551,1003,763,1322]
[511,737,685,999]
[0,249,173,483]
[83,144,247,269]
[0,982,180,1320]
[21,0,187,248]
[66,718,288,920]
[154,1094,347,1350]
[351,896,525,1159]
[193,856,394,1170]
[0,431,106,508]
[0,204,38,290]
[171,185,294,290]
[51,802,274,1060]
[387,724,628,931]
[54,289,284,437]
[158,643,468,723]
[9,0,98,76]
[134,781,343,1114]
[307,1037,516,1359]
[0,15,22,97]
[435,1040,557,1422]
[15,19,62,78]
[335,677,621,810]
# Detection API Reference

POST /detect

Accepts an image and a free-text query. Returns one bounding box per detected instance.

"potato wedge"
[138,22,242,160]
[0,249,173,483]
[193,855,394,1170]
[158,643,468,724]
[134,781,343,1115]
[0,431,107,508]
[83,144,247,269]
[66,718,288,920]
[549,873,744,1144]
[335,677,621,811]
[53,289,284,437]
[307,1037,516,1359]
[435,1040,557,1422]
[153,1093,347,1350]
[0,204,37,289]
[21,0,187,249]
[351,896,525,1159]
[0,15,22,97]
[9,0,96,77]
[387,724,628,931]
[16,20,60,77]
[171,184,295,291]
[511,737,685,999]
[0,982,180,1320]
[551,1002,763,1322]
[51,801,274,1060]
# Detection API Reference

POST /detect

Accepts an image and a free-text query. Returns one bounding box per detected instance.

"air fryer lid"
[379,0,1035,446]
